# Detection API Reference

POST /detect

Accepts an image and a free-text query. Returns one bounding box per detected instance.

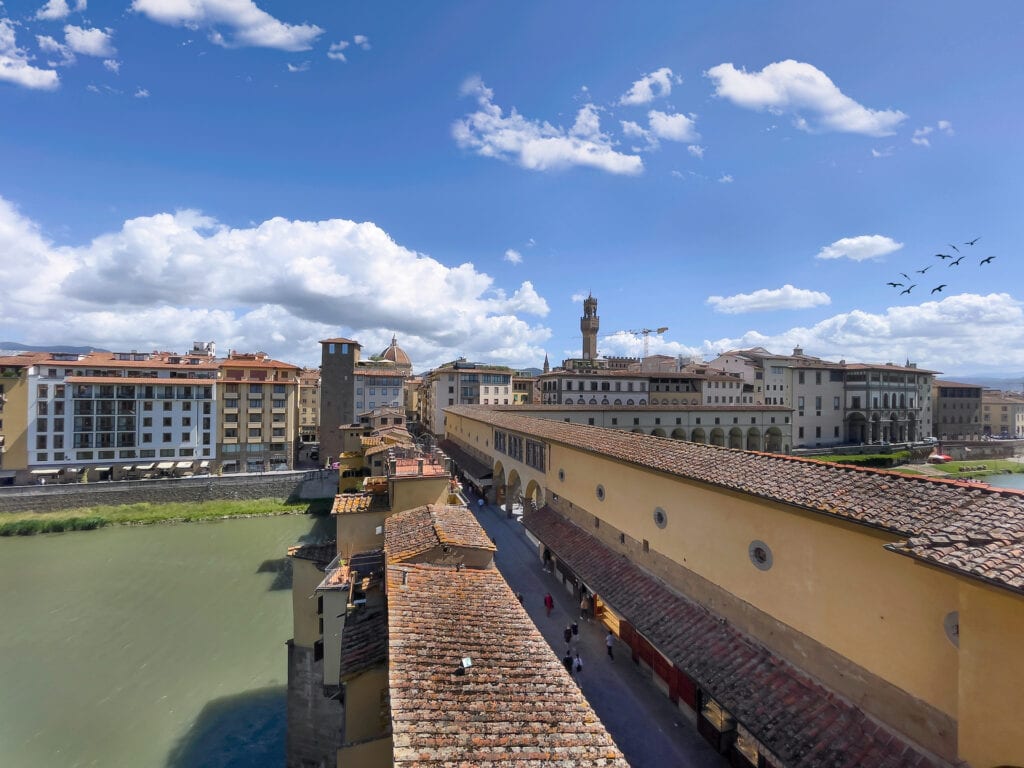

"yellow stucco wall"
[290,558,326,648]
[343,666,389,744]
[390,475,450,514]
[335,510,388,556]
[957,581,1024,768]
[0,372,29,470]
[337,735,392,768]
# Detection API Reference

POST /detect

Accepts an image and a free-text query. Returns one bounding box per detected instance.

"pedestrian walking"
[563,625,573,644]
[574,651,583,674]
[544,592,554,617]
[606,630,615,660]
[580,594,590,620]
[571,620,579,637]
[562,649,574,674]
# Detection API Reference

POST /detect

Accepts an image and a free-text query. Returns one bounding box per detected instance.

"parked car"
[927,454,953,464]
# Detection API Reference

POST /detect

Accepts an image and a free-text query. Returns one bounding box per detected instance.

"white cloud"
[699,294,1024,373]
[131,0,322,51]
[63,25,115,57]
[912,120,954,147]
[503,248,522,265]
[36,33,75,66]
[706,284,831,314]
[133,86,149,97]
[103,58,119,72]
[619,67,677,106]
[286,61,309,72]
[0,19,59,89]
[687,144,704,158]
[327,40,348,61]
[648,110,699,142]
[871,146,894,158]
[570,292,589,303]
[35,0,85,21]
[718,173,733,183]
[815,234,902,261]
[453,76,643,176]
[0,195,552,370]
[706,59,907,136]
[353,34,370,50]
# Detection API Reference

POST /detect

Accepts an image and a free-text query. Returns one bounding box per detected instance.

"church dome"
[379,335,412,369]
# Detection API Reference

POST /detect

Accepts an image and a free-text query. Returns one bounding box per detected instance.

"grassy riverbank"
[0,497,334,536]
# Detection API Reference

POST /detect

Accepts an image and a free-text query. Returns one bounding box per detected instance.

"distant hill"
[950,374,1024,392]
[0,342,109,355]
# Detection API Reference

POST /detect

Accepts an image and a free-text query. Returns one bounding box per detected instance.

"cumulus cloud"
[718,173,733,183]
[619,67,678,106]
[103,58,120,73]
[0,195,552,369]
[706,284,831,314]
[327,40,348,61]
[64,25,115,57]
[286,61,309,73]
[35,0,86,21]
[698,293,1024,373]
[0,19,59,89]
[687,144,705,158]
[912,120,954,147]
[648,110,698,142]
[133,86,149,98]
[453,76,643,176]
[503,248,522,265]
[706,59,907,136]
[353,34,370,49]
[131,0,322,51]
[871,146,894,158]
[815,234,902,261]
[36,33,75,66]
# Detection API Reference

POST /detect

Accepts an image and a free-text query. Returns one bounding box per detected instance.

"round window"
[748,540,773,571]
[596,484,605,501]
[653,507,667,528]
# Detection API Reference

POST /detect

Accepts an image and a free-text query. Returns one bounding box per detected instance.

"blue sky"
[1,1,1022,374]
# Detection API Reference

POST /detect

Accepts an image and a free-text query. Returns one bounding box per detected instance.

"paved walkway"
[469,497,727,768]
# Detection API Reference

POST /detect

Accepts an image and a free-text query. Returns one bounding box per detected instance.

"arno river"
[0,514,328,768]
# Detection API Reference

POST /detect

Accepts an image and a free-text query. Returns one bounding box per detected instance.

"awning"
[63,467,80,473]
[30,469,61,475]
[156,461,175,469]
[136,463,155,470]
[121,465,135,471]
[462,470,493,489]
[175,461,192,469]
[199,460,210,468]
[93,466,111,472]
[0,470,18,478]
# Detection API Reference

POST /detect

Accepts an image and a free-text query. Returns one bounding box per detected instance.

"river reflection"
[0,514,326,768]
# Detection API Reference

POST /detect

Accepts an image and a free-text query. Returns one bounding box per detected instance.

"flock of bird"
[886,237,996,296]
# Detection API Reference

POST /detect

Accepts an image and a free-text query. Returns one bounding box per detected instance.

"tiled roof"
[321,337,361,345]
[524,506,936,768]
[390,457,449,478]
[487,404,791,413]
[886,531,1024,592]
[933,380,983,389]
[386,562,630,767]
[437,439,492,479]
[361,436,385,448]
[339,607,388,681]
[331,493,378,515]
[384,504,495,564]
[363,443,394,458]
[286,540,337,567]
[447,407,1024,595]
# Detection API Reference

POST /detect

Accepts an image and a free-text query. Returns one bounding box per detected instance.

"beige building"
[932,380,983,441]
[417,359,513,435]
[297,367,320,445]
[981,388,1024,438]
[217,351,299,473]
[441,406,1024,768]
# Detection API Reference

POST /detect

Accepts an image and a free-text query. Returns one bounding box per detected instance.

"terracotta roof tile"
[339,607,388,681]
[524,506,937,768]
[331,493,380,515]
[449,408,1024,595]
[286,540,337,567]
[384,504,496,564]
[387,563,629,767]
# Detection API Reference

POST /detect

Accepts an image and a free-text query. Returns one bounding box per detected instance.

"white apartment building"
[419,360,513,435]
[537,370,650,406]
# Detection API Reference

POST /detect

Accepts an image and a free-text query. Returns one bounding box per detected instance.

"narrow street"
[469,498,727,768]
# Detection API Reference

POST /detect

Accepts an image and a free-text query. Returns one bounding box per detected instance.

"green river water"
[0,514,330,768]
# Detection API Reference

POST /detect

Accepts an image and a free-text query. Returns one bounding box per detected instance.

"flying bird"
[980,256,996,265]
[931,284,947,294]
[965,237,981,246]
[900,284,917,295]
[916,265,932,274]
[949,243,960,253]
[887,282,904,288]
[936,253,953,260]
[899,272,911,280]
[949,256,964,266]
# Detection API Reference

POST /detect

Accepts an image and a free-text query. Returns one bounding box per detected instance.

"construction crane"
[625,326,669,358]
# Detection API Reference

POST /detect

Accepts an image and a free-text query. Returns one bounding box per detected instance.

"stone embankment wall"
[0,470,338,513]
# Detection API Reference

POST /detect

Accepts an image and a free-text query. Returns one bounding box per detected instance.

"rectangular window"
[163,402,172,411]
[798,427,805,438]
